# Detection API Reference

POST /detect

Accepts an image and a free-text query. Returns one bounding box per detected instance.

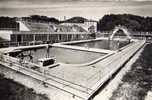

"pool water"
[14,39,131,65]
[18,47,105,64]
[67,40,131,50]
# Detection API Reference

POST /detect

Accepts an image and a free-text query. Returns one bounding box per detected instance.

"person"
[42,81,48,88]
[29,54,33,62]
[117,40,120,49]
[28,51,33,62]
[18,53,24,65]
[0,53,4,62]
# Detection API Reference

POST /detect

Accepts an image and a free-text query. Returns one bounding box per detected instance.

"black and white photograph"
[0,0,151,100]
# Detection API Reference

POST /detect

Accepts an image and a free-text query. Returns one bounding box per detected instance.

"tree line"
[0,17,19,31]
[1,14,152,32]
[97,14,152,32]
[22,15,60,24]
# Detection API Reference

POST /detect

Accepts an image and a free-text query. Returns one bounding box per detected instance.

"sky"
[0,0,152,20]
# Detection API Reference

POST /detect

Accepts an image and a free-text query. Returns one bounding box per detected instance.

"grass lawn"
[110,43,152,100]
[0,74,49,100]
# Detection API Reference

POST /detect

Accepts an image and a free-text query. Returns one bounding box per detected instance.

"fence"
[0,51,92,99]
[0,41,50,48]
[85,41,143,89]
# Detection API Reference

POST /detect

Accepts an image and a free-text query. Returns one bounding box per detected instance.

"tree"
[97,14,152,32]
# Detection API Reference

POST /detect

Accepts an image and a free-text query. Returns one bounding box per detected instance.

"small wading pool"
[66,40,131,50]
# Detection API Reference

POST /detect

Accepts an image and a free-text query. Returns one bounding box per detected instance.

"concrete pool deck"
[46,40,145,99]
[53,37,134,54]
[0,38,146,100]
[56,37,133,45]
[52,43,115,54]
[0,44,48,54]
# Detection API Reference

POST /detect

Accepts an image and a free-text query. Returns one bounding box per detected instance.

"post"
[33,34,36,45]
[46,44,49,58]
[47,34,49,42]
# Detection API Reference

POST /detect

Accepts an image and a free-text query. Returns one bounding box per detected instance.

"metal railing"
[0,41,50,48]
[0,51,92,99]
[85,40,144,89]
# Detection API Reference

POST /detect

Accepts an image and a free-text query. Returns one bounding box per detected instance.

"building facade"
[11,31,92,44]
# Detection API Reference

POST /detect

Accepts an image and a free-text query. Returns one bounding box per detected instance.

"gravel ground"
[110,43,152,100]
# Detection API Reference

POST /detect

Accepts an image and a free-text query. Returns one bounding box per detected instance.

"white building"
[61,20,97,33]
[0,30,13,41]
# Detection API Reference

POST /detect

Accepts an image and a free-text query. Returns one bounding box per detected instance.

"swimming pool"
[15,47,105,64]
[12,39,131,65]
[66,40,131,50]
